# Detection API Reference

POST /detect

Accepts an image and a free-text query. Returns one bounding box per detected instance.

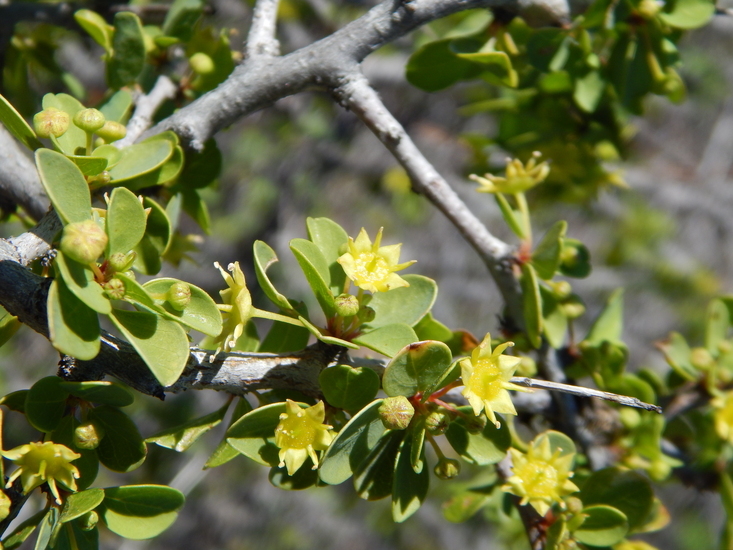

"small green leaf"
[406,39,480,92]
[41,94,85,155]
[108,140,173,189]
[253,240,294,311]
[520,263,542,348]
[65,155,109,177]
[392,435,429,522]
[290,238,336,318]
[88,405,147,472]
[574,70,605,113]
[99,90,132,123]
[0,304,22,349]
[106,187,147,256]
[134,197,172,275]
[559,238,591,278]
[495,193,526,239]
[101,485,184,540]
[92,144,122,168]
[382,340,453,399]
[146,402,229,452]
[306,217,349,295]
[48,278,100,360]
[107,12,146,89]
[142,278,223,337]
[365,275,438,329]
[526,29,566,72]
[413,313,453,343]
[353,431,404,500]
[659,0,714,29]
[25,377,69,433]
[54,252,111,314]
[442,492,491,523]
[531,221,567,280]
[59,380,134,407]
[47,415,99,490]
[573,505,629,546]
[74,10,113,52]
[353,324,419,358]
[410,419,426,473]
[444,407,511,465]
[175,138,222,190]
[319,365,380,412]
[109,308,189,387]
[579,467,653,531]
[162,0,204,41]
[586,288,624,345]
[52,521,99,550]
[180,189,211,233]
[1,509,46,549]
[705,298,729,354]
[60,489,105,523]
[0,93,43,150]
[0,389,28,413]
[319,399,386,485]
[34,507,58,550]
[455,49,517,87]
[35,148,91,225]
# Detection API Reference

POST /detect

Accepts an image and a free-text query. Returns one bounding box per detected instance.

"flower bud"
[516,356,537,377]
[73,108,106,133]
[465,413,487,434]
[108,251,136,273]
[60,220,108,264]
[73,421,105,450]
[637,0,661,18]
[378,396,414,430]
[103,278,126,300]
[88,171,111,187]
[548,280,572,300]
[33,108,70,138]
[189,52,215,75]
[434,457,461,480]
[559,298,585,319]
[691,347,715,370]
[358,306,376,324]
[167,282,192,311]
[425,410,451,435]
[334,293,360,317]
[79,511,99,531]
[95,120,127,142]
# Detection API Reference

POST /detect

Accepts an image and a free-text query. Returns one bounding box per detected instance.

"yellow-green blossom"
[213,261,253,353]
[460,333,527,428]
[471,152,550,194]
[713,391,733,444]
[275,400,334,475]
[503,432,579,516]
[3,441,80,504]
[337,228,415,293]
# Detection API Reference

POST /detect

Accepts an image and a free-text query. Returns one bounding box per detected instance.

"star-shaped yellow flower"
[3,441,80,504]
[503,431,579,516]
[275,400,334,475]
[337,228,415,293]
[460,333,528,428]
[471,152,550,195]
[713,391,733,445]
[213,261,253,354]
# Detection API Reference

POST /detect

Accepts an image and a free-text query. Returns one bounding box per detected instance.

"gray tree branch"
[245,0,282,58]
[0,125,49,221]
[115,75,178,148]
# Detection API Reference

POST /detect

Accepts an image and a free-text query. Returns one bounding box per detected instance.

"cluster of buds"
[33,106,126,144]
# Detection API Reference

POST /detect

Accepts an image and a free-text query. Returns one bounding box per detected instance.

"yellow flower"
[460,333,527,428]
[337,228,415,293]
[503,431,579,516]
[3,441,80,504]
[275,400,334,475]
[470,152,550,194]
[713,391,733,444]
[213,261,253,353]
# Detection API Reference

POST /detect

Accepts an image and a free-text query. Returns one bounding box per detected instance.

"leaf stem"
[252,307,305,327]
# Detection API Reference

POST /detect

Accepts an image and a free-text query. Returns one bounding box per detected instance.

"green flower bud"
[167,282,191,311]
[559,295,585,319]
[73,421,105,450]
[637,0,661,18]
[103,278,125,300]
[33,108,70,139]
[425,410,451,435]
[515,356,537,377]
[108,251,136,273]
[60,220,108,264]
[88,171,111,187]
[334,293,360,317]
[73,108,106,133]
[465,413,487,434]
[378,396,414,430]
[619,407,640,429]
[434,457,461,480]
[95,120,127,142]
[189,52,215,75]
[691,347,715,370]
[548,280,572,300]
[358,306,376,324]
[79,511,99,531]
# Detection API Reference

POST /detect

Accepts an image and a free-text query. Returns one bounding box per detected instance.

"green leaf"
[101,485,184,540]
[573,505,629,546]
[52,521,99,550]
[365,275,438,329]
[88,405,147,472]
[526,29,566,72]
[659,0,714,29]
[162,0,204,41]
[319,399,386,485]
[353,324,418,358]
[175,138,222,190]
[531,221,567,280]
[444,407,511,465]
[579,467,654,531]
[146,402,229,452]
[41,94,85,155]
[109,308,189,387]
[99,90,132,123]
[108,140,173,189]
[74,10,113,53]
[705,298,729,354]
[520,263,542,348]
[306,217,348,295]
[47,415,99,490]
[92,144,122,168]
[34,507,58,550]
[0,389,28,413]
[495,193,526,239]
[541,288,568,349]
[406,39,480,92]
[107,12,146,89]
[259,318,310,353]
[106,187,147,256]
[25,377,69,432]
[413,313,453,343]
[573,70,605,113]
[65,155,108,177]
[455,49,517,88]
[35,148,91,225]
[290,238,336,318]
[134,197,172,275]
[559,238,591,278]
[59,380,134,407]
[0,93,43,150]
[410,419,426,473]
[392,434,429,522]
[269,460,319,490]
[204,397,253,469]
[54,252,111,314]
[319,365,380,412]
[180,189,211,233]
[586,288,624,345]
[47,278,101,360]
[442,492,491,523]
[60,489,105,523]
[0,304,22,349]
[353,430,404,501]
[142,278,223,337]
[2,509,46,549]
[253,240,294,311]
[382,340,453,399]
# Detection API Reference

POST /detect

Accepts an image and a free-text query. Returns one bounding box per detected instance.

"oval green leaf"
[88,405,147,472]
[289,238,336,318]
[382,340,452,398]
[531,220,567,280]
[54,252,111,314]
[353,430,403,501]
[253,240,294,311]
[59,380,134,407]
[353,323,419,358]
[319,365,380,412]
[60,489,105,523]
[106,187,146,256]
[444,406,511,465]
[101,485,184,540]
[146,402,228,452]
[306,217,348,295]
[74,9,113,52]
[107,12,146,89]
[66,155,108,177]
[36,148,91,225]
[48,278,101,361]
[392,434,429,522]
[579,467,654,531]
[25,376,70,433]
[0,93,43,150]
[520,263,542,349]
[573,505,629,547]
[134,198,172,275]
[142,278,223,337]
[365,275,438,329]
